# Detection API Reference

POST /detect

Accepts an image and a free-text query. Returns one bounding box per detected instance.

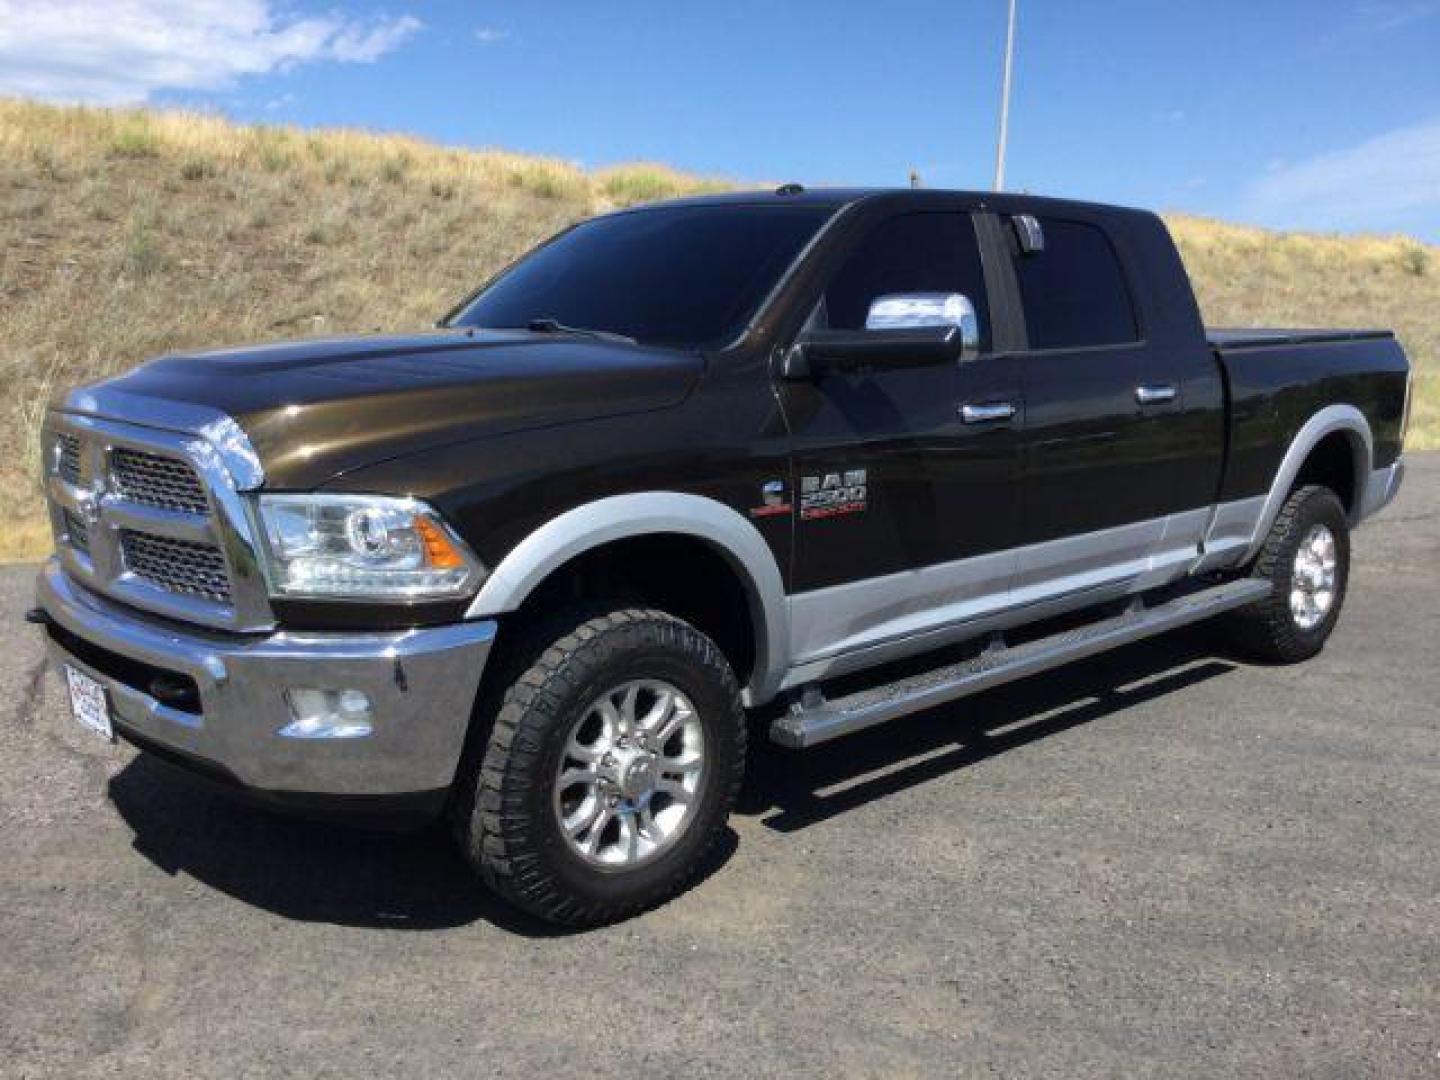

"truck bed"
[1207,327,1393,349]
[1206,327,1409,508]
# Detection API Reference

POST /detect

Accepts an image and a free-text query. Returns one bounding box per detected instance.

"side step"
[770,578,1271,749]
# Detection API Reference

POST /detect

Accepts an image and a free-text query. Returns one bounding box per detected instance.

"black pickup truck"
[33,188,1410,925]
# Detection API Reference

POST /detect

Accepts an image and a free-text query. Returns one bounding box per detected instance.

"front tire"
[1223,484,1351,663]
[454,607,746,926]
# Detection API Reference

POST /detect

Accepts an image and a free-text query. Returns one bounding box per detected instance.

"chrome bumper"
[36,559,495,799]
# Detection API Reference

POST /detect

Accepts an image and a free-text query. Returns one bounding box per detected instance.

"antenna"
[993,0,1018,191]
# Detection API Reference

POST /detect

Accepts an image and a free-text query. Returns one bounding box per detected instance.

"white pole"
[994,0,1017,191]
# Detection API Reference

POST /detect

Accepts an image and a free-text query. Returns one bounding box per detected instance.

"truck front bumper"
[35,559,495,827]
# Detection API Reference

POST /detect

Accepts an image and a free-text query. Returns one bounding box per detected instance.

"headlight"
[253,493,483,600]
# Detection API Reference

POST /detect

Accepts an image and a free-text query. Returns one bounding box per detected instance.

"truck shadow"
[107,753,589,936]
[107,625,1236,935]
[738,625,1237,832]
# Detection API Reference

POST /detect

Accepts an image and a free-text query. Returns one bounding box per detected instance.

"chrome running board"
[770,578,1271,749]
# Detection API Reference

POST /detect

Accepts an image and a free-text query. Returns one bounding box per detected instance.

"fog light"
[280,688,374,739]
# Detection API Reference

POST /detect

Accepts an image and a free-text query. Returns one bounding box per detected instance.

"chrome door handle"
[960,402,1017,424]
[1134,384,1178,405]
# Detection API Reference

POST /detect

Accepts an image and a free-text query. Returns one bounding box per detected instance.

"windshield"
[448,204,831,349]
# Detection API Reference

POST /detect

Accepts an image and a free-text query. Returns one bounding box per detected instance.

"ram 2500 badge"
[32,188,1410,925]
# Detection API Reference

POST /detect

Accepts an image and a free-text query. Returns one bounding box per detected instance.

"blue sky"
[5,0,1439,240]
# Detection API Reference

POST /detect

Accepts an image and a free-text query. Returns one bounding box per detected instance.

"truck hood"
[85,331,703,488]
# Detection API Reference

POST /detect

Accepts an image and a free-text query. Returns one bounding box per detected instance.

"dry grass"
[1,99,1435,560]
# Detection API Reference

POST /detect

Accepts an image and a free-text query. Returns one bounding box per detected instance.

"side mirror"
[781,292,980,379]
[865,292,979,346]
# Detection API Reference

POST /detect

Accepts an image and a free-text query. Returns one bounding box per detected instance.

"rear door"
[1000,213,1172,600]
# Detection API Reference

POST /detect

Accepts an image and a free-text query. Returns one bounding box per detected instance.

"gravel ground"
[1,458,1436,1078]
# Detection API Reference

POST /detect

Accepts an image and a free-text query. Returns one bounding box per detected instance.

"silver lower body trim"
[1360,458,1404,521]
[36,560,494,796]
[785,507,1211,686]
[1192,496,1266,574]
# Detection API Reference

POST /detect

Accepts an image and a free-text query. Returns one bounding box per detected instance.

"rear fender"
[1241,403,1372,562]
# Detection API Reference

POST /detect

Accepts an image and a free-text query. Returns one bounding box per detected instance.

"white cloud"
[1355,1,1437,31]
[474,26,510,44]
[329,15,425,62]
[0,0,423,105]
[1240,115,1440,236]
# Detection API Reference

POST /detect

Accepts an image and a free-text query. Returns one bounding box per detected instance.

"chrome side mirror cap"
[864,292,979,354]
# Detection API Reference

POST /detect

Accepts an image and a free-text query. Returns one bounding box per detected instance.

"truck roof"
[647,186,1152,221]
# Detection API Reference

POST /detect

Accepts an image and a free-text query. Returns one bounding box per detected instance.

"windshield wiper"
[523,317,638,346]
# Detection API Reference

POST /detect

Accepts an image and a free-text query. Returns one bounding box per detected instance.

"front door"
[778,209,1023,666]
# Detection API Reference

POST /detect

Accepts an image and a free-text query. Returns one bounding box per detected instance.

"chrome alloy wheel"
[552,679,705,868]
[1290,523,1339,631]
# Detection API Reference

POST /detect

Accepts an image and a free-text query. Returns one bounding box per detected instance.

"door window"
[1010,218,1138,350]
[819,213,990,347]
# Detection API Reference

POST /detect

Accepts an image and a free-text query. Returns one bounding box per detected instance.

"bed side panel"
[1215,335,1409,503]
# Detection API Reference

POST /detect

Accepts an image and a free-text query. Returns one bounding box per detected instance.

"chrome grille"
[62,508,90,554]
[56,433,83,486]
[120,530,232,603]
[43,404,271,631]
[110,446,209,514]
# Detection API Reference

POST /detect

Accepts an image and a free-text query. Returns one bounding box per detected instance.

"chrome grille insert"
[120,530,232,604]
[62,508,90,554]
[110,446,209,514]
[56,432,83,486]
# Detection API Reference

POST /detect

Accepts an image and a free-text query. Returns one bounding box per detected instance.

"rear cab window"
[1009,217,1138,350]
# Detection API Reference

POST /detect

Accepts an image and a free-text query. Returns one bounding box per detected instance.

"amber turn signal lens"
[413,515,466,569]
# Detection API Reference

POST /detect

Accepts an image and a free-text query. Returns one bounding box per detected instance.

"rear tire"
[454,607,746,927]
[1223,484,1350,663]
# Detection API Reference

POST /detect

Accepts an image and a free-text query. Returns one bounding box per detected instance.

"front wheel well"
[504,534,758,688]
